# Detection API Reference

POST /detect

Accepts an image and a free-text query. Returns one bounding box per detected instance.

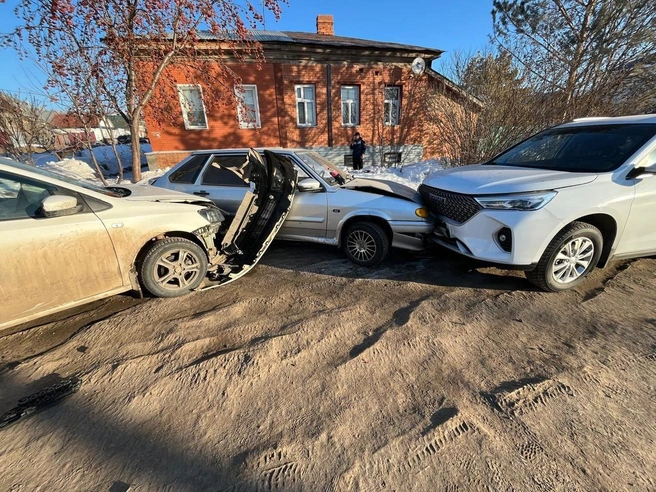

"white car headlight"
[474,191,557,211]
[198,207,224,224]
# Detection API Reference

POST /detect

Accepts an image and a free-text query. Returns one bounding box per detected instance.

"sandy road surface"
[1,243,655,491]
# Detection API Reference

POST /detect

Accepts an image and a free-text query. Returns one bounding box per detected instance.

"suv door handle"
[193,190,210,197]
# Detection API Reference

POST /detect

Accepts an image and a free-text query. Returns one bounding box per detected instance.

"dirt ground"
[1,242,655,491]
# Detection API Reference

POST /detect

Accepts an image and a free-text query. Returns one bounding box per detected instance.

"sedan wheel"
[525,221,602,292]
[140,238,208,297]
[343,222,390,267]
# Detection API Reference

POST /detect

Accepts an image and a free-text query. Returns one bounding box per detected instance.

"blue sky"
[0,0,493,102]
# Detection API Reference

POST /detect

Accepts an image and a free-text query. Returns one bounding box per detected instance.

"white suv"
[420,114,656,291]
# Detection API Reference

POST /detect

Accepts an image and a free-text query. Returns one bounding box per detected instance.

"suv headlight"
[474,191,557,211]
[198,207,224,224]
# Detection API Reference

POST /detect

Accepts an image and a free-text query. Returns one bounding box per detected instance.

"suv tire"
[140,237,208,297]
[343,222,390,267]
[526,221,603,292]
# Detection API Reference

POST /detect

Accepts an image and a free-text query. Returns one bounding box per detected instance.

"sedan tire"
[139,237,208,297]
[343,222,390,267]
[525,221,603,292]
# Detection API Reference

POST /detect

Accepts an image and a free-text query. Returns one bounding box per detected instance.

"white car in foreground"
[0,150,295,331]
[420,114,656,291]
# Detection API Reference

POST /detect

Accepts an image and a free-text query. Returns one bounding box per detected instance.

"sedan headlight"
[474,191,557,211]
[198,207,224,224]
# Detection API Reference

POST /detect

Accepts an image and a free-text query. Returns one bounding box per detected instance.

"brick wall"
[144,59,460,169]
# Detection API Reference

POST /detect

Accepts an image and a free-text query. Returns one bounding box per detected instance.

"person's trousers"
[353,156,363,170]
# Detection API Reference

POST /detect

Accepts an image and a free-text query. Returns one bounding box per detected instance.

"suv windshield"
[295,151,351,185]
[489,124,656,172]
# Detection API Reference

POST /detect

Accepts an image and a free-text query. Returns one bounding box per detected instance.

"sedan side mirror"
[297,178,322,192]
[41,195,80,218]
[626,164,656,180]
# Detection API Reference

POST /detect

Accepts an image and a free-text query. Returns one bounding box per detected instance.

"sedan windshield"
[295,151,352,185]
[489,124,656,172]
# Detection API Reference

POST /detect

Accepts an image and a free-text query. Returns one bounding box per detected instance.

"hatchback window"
[490,124,656,172]
[0,171,55,220]
[169,155,208,184]
[201,155,250,187]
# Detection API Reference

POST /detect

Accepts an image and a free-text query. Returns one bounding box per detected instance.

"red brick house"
[144,15,478,169]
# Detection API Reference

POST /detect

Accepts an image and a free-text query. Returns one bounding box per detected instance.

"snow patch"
[344,159,446,190]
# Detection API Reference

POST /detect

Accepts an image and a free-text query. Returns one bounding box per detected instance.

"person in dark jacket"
[350,132,366,170]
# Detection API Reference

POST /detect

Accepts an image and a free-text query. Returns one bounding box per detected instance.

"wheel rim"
[551,237,595,284]
[346,230,377,262]
[153,248,202,291]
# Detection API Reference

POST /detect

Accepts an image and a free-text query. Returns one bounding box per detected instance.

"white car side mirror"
[41,195,79,218]
[626,164,656,180]
[297,178,322,192]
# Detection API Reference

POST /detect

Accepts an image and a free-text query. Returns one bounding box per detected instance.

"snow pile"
[38,157,168,185]
[347,158,446,190]
[32,144,151,175]
[39,158,101,183]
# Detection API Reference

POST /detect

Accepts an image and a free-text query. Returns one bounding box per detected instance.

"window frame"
[177,84,209,130]
[383,85,402,126]
[295,84,317,128]
[200,154,251,187]
[234,84,261,129]
[341,85,360,127]
[0,170,90,222]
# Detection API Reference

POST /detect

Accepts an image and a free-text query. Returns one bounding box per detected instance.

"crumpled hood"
[423,164,598,195]
[343,178,421,203]
[109,184,215,205]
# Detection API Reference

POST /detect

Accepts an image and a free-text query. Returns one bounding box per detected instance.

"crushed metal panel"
[201,149,297,289]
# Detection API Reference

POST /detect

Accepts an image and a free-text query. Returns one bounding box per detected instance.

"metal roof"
[194,29,443,57]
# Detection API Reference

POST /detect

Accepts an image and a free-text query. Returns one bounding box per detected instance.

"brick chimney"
[316,15,334,36]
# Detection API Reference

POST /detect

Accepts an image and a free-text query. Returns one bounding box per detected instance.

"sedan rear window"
[169,155,207,184]
[201,155,250,187]
[490,124,656,172]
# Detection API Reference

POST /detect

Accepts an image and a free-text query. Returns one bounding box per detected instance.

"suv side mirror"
[626,164,656,180]
[41,195,80,217]
[297,178,322,192]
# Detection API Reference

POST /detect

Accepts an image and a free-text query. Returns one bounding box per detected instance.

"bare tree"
[492,0,656,119]
[7,0,285,182]
[428,50,557,165]
[0,91,54,165]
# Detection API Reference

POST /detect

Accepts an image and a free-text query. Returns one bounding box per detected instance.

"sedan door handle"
[193,190,210,197]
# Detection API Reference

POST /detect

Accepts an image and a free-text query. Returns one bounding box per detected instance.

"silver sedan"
[152,149,434,266]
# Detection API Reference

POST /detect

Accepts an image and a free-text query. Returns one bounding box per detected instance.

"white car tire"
[526,221,603,292]
[139,238,208,297]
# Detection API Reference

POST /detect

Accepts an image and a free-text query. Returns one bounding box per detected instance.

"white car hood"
[423,164,598,195]
[343,178,420,203]
[109,184,214,205]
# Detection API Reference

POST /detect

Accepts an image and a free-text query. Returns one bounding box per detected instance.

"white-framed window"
[234,84,261,129]
[383,86,401,126]
[295,84,316,127]
[341,85,360,126]
[177,84,208,130]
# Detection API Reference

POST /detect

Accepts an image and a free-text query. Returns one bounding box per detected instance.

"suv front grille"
[419,184,482,224]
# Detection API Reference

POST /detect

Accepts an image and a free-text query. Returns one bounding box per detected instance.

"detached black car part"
[0,376,81,430]
[204,149,297,288]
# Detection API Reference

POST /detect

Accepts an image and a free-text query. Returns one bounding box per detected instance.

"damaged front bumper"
[199,149,297,289]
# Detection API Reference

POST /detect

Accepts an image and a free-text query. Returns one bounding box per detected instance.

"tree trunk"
[130,119,142,183]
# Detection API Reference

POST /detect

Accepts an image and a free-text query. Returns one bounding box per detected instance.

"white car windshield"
[489,124,656,173]
[295,151,352,185]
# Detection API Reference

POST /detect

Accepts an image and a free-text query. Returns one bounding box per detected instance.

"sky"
[0,0,494,104]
